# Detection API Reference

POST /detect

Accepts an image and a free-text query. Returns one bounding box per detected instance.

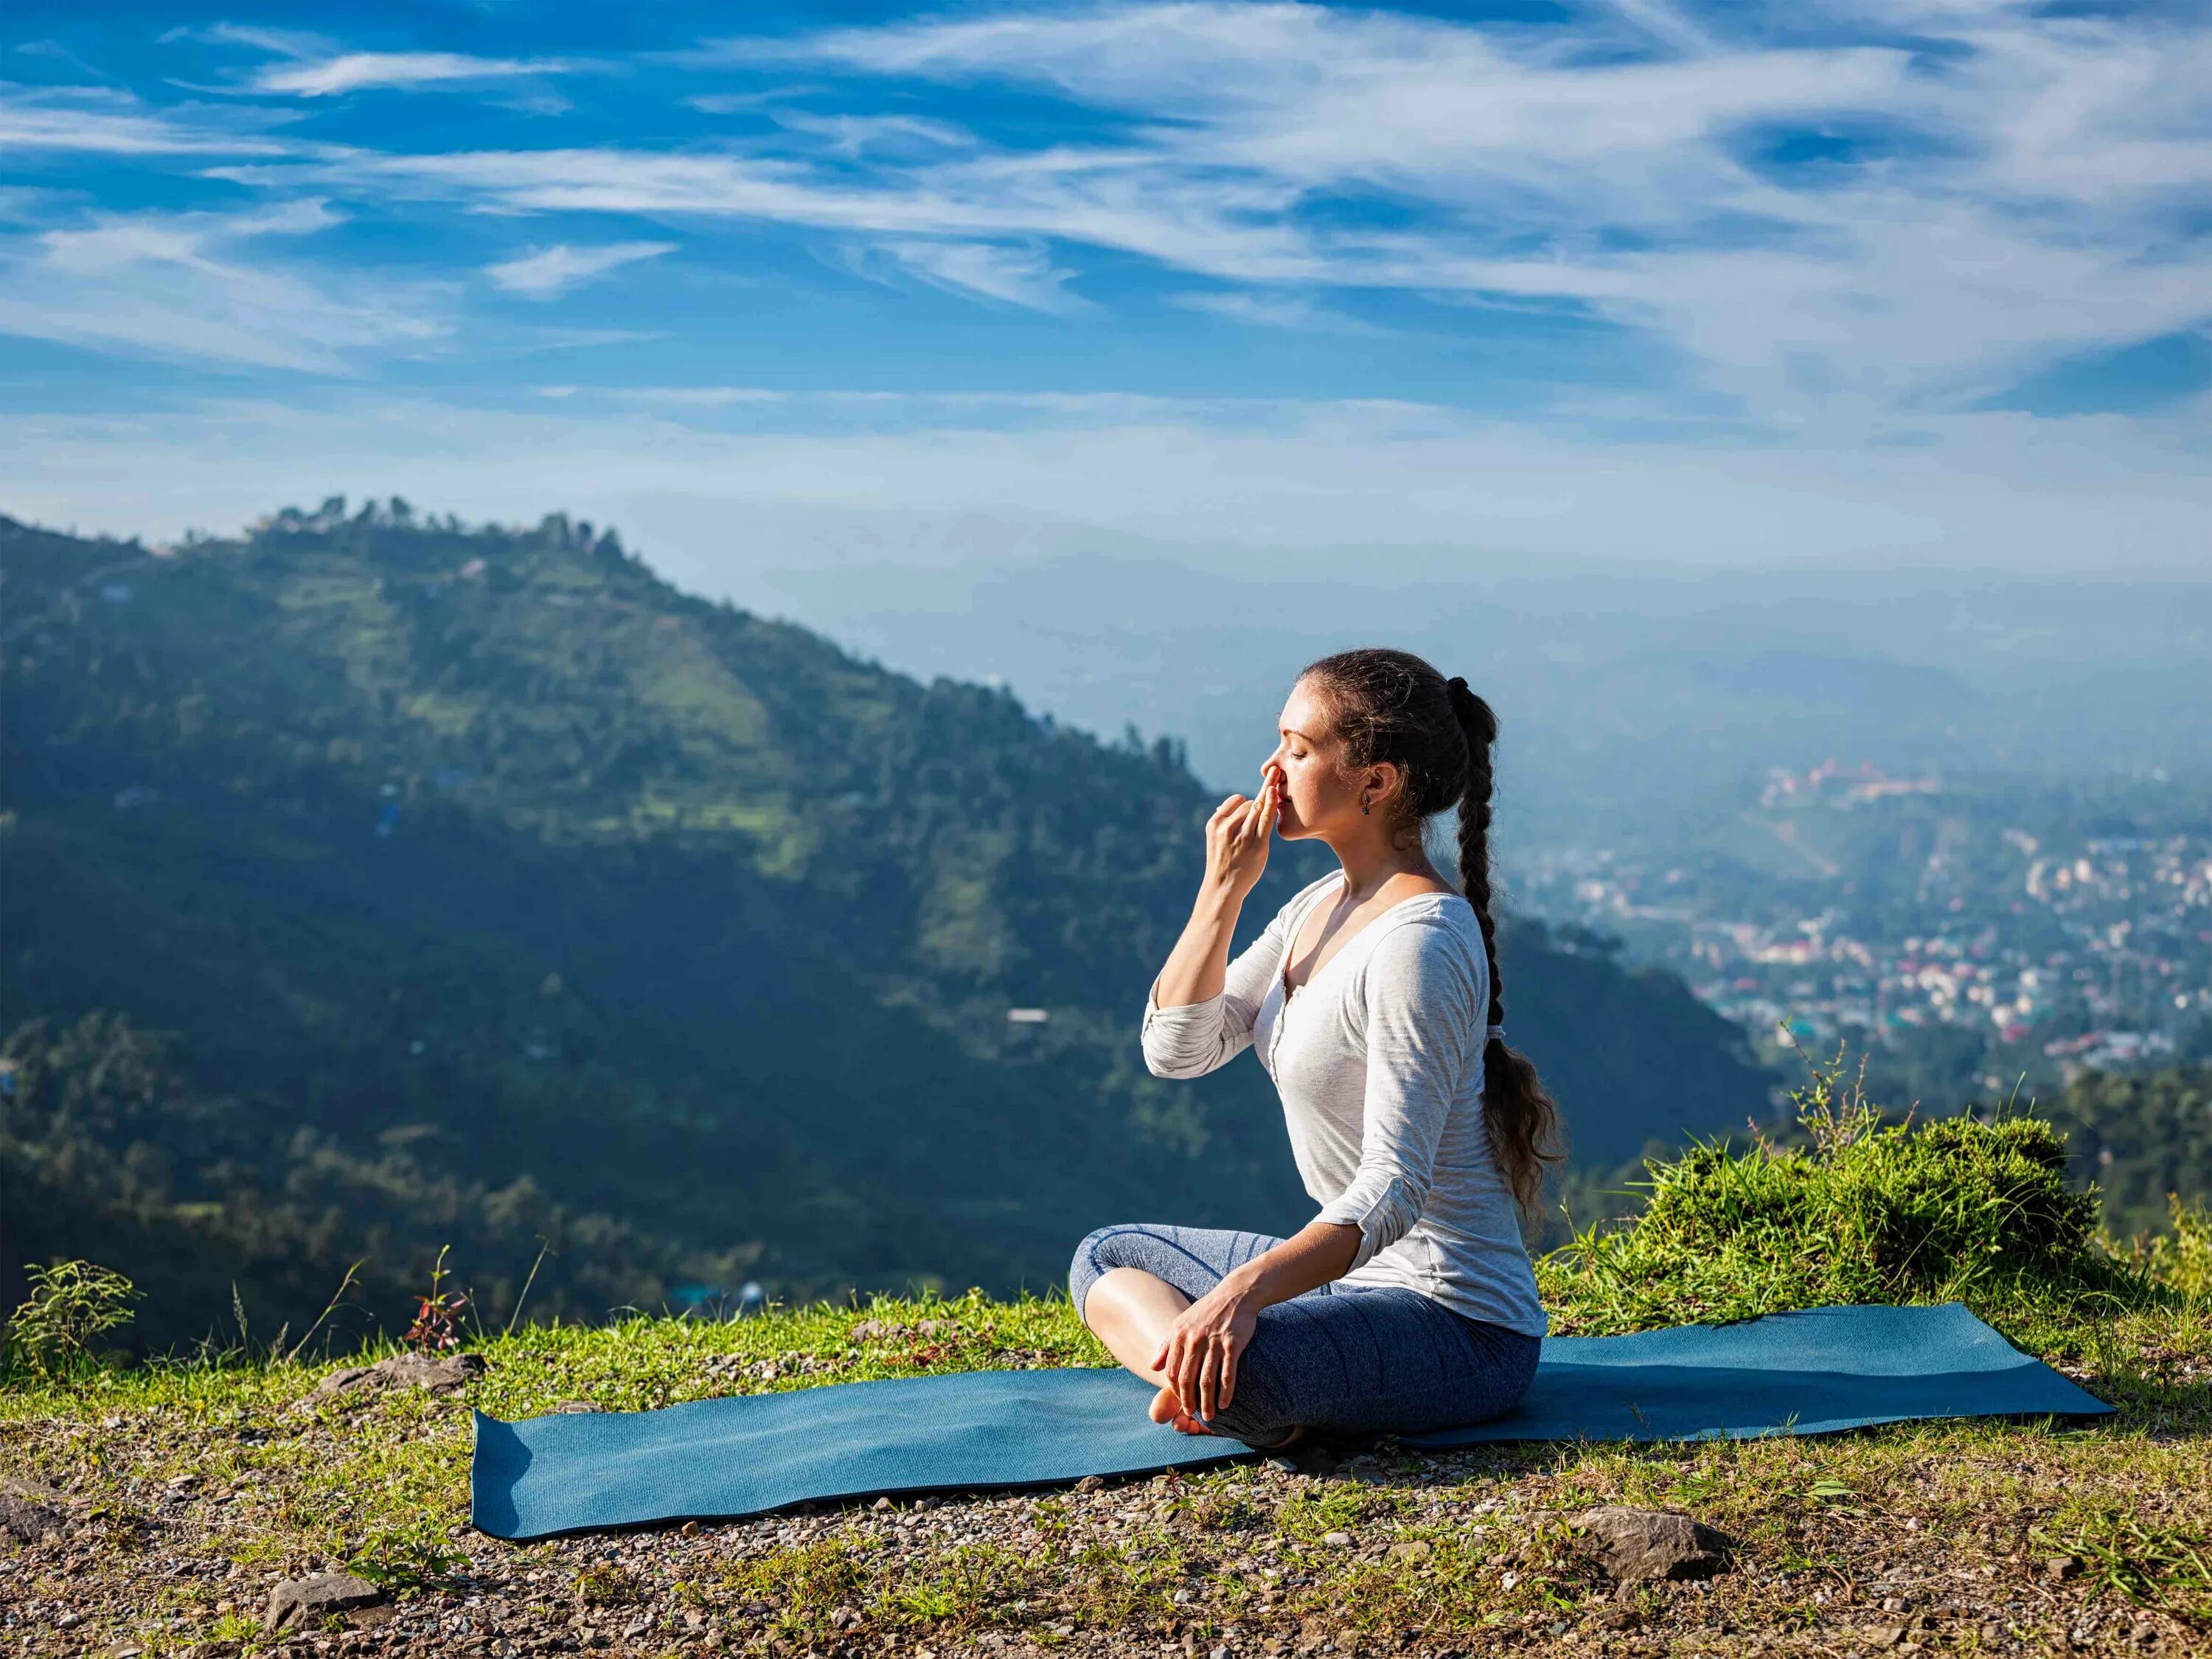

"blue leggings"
[1068,1222,1540,1448]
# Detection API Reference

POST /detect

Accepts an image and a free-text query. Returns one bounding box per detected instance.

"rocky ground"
[3,1298,2207,1659]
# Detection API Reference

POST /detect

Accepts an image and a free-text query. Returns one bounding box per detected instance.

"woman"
[1068,648,1562,1450]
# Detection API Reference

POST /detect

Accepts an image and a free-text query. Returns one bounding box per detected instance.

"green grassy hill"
[3,1102,2205,1658]
[1,501,1774,1350]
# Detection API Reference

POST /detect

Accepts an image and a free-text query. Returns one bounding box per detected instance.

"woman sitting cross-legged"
[1070,647,1562,1450]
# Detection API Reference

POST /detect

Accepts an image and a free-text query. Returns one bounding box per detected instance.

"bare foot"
[1150,1386,1224,1436]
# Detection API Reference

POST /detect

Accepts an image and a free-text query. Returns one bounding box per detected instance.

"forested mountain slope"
[0,503,1773,1350]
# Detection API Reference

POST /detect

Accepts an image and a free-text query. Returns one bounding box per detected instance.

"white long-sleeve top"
[1140,869,1548,1338]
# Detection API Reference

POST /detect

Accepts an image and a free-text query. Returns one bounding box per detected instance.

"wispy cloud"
[1169,291,1382,333]
[250,52,580,98]
[485,241,677,299]
[177,25,580,98]
[0,86,292,156]
[767,110,975,159]
[13,38,120,82]
[0,200,441,372]
[860,238,1093,313]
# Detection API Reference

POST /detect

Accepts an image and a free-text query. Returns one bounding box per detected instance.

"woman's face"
[1267,680,1362,840]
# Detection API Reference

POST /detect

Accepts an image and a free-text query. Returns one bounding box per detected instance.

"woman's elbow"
[1142,1043,1209,1079]
[1366,1175,1432,1255]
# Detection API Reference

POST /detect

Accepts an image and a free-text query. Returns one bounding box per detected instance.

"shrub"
[2132,1195,2212,1303]
[4,1259,140,1376]
[1540,1048,2121,1336]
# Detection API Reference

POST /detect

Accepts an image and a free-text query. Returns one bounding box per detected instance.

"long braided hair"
[1296,648,1564,1217]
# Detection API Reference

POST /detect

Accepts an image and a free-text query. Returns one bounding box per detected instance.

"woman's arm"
[1139,885,1302,1078]
[1140,768,1290,1079]
[1312,919,1481,1271]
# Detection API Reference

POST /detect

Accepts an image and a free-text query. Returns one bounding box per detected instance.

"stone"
[308,1351,487,1402]
[1571,1506,1731,1582]
[551,1401,604,1415]
[0,1477,67,1544]
[1387,1539,1433,1564]
[1861,1625,1910,1648]
[1270,1441,1342,1478]
[1074,1475,1107,1493]
[265,1572,386,1632]
[2046,1554,2083,1581]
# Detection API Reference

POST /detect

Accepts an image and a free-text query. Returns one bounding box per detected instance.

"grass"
[4,1058,2209,1655]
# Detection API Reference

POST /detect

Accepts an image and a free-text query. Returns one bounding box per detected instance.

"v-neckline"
[1278,874,1448,1006]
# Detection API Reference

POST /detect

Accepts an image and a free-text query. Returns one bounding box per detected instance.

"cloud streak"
[485,241,677,299]
[185,27,583,98]
[250,52,578,97]
[0,200,442,372]
[863,238,1093,312]
[0,86,292,156]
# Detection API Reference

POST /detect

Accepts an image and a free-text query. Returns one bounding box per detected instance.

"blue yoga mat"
[470,1301,2110,1540]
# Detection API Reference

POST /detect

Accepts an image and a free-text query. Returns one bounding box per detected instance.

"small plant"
[403,1245,470,1353]
[4,1259,140,1376]
[1275,1481,1388,1540]
[2134,1195,2212,1302]
[571,1561,642,1606]
[346,1526,470,1596]
[1176,1486,1268,1532]
[722,1536,873,1615]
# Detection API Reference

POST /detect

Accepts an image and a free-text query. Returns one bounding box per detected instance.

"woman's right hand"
[1203,764,1280,899]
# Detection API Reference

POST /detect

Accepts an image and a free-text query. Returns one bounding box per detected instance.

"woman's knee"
[1068,1225,1133,1321]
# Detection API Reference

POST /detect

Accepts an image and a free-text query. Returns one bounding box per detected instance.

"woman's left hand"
[1152,1281,1259,1425]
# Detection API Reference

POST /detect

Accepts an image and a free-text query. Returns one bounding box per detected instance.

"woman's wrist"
[1194,878,1247,919]
[1219,1261,1274,1310]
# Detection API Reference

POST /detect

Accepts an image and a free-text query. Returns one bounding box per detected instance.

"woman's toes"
[1149,1386,1181,1425]
[1172,1410,1220,1436]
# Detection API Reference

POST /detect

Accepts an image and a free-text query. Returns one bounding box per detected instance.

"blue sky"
[3,1,2208,574]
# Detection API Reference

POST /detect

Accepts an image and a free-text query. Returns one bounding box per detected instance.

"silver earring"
[1360,797,1370,815]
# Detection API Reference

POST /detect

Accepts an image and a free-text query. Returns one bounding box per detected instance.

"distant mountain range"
[1,503,1773,1352]
[721,528,2212,855]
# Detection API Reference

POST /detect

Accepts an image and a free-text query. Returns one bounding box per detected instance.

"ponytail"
[1444,676,1564,1220]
